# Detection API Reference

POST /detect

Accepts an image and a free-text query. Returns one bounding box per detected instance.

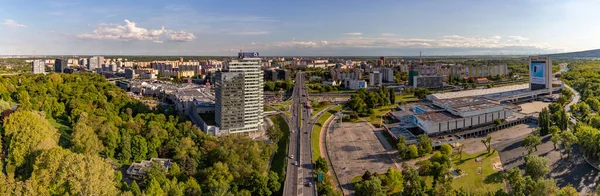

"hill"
[551,49,600,58]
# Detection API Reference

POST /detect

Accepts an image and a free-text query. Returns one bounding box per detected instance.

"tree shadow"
[454,152,490,165]
[484,171,503,184]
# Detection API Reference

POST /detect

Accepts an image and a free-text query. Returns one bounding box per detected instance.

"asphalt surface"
[283,72,317,196]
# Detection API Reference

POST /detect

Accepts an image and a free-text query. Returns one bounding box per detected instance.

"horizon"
[2,0,600,56]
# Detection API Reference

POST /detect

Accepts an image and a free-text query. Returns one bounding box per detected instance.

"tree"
[504,168,526,196]
[71,113,105,154]
[417,134,433,155]
[550,132,560,150]
[556,109,569,131]
[527,178,558,196]
[440,144,452,155]
[493,118,502,127]
[130,181,142,196]
[267,171,281,193]
[185,178,202,196]
[145,178,165,196]
[560,130,577,158]
[30,148,119,195]
[538,108,551,135]
[525,155,550,180]
[382,168,403,195]
[557,184,579,196]
[131,135,148,162]
[549,126,560,134]
[396,136,409,159]
[414,88,431,99]
[481,135,493,154]
[354,176,385,196]
[315,157,329,173]
[402,167,426,196]
[0,99,10,111]
[2,110,59,169]
[389,89,396,104]
[548,103,562,115]
[522,134,542,154]
[454,143,464,160]
[408,145,419,158]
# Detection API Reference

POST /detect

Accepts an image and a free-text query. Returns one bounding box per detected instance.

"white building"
[32,60,45,74]
[412,97,513,134]
[215,54,264,135]
[88,56,104,71]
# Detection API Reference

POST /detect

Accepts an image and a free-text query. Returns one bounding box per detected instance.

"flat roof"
[416,112,460,122]
[454,102,501,113]
[434,97,488,107]
[429,84,529,100]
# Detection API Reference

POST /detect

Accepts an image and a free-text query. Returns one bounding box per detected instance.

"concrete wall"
[419,109,512,135]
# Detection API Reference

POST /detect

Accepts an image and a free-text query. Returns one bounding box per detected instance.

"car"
[290,155,294,159]
[306,182,312,187]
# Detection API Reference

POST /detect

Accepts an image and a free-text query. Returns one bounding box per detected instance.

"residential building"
[32,60,45,74]
[125,68,135,79]
[215,53,264,135]
[369,71,382,86]
[54,59,67,73]
[413,75,444,88]
[87,56,104,71]
[126,158,173,180]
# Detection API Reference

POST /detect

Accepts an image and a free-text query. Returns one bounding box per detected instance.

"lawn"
[451,151,504,194]
[269,115,291,185]
[311,105,343,161]
[310,101,330,115]
[47,117,72,148]
[394,94,416,103]
[365,104,398,126]
[271,101,292,117]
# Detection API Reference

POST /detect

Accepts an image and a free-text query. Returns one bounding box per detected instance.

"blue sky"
[1,0,599,56]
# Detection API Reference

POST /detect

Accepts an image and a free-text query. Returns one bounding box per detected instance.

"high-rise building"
[32,60,45,74]
[529,56,553,91]
[54,59,68,73]
[369,71,382,86]
[378,56,385,66]
[215,52,264,135]
[87,56,104,71]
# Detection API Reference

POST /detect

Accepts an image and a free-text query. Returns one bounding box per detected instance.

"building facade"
[32,60,45,74]
[369,71,383,86]
[54,59,68,73]
[215,54,264,135]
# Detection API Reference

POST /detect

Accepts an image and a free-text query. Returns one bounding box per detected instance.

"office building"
[125,68,135,79]
[377,68,394,82]
[215,52,264,135]
[54,59,68,73]
[32,60,45,74]
[277,69,290,81]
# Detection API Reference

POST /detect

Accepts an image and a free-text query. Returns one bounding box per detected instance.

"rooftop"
[453,102,502,112]
[415,112,460,122]
[429,84,529,100]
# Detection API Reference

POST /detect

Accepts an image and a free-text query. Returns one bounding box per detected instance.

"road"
[283,72,317,196]
[557,63,579,123]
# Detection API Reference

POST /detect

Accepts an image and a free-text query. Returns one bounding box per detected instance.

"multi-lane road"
[283,72,317,196]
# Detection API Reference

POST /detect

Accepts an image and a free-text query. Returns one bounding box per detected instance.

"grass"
[47,117,72,148]
[366,104,398,126]
[310,101,330,115]
[264,106,273,112]
[271,101,292,117]
[311,105,343,161]
[394,94,416,103]
[451,151,503,194]
[269,115,291,184]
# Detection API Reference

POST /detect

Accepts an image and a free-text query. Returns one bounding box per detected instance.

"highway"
[283,72,317,196]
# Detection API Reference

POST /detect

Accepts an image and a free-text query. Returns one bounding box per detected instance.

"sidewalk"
[320,113,344,193]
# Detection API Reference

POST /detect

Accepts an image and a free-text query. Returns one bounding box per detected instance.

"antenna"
[419,51,423,64]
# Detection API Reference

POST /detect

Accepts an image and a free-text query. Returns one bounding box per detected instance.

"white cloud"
[257,35,553,51]
[381,33,396,36]
[167,30,196,41]
[76,19,196,42]
[2,19,28,28]
[344,32,363,36]
[508,36,530,42]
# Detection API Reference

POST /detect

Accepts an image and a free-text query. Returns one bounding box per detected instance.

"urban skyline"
[2,0,600,56]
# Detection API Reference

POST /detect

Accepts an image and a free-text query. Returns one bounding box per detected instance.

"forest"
[0,73,280,195]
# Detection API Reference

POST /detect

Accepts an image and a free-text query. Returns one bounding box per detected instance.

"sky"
[1,0,600,56]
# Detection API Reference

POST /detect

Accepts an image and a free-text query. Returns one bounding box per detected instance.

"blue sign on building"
[238,52,260,58]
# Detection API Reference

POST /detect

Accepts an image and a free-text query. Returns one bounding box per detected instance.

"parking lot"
[495,133,600,194]
[462,123,536,154]
[326,121,395,195]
